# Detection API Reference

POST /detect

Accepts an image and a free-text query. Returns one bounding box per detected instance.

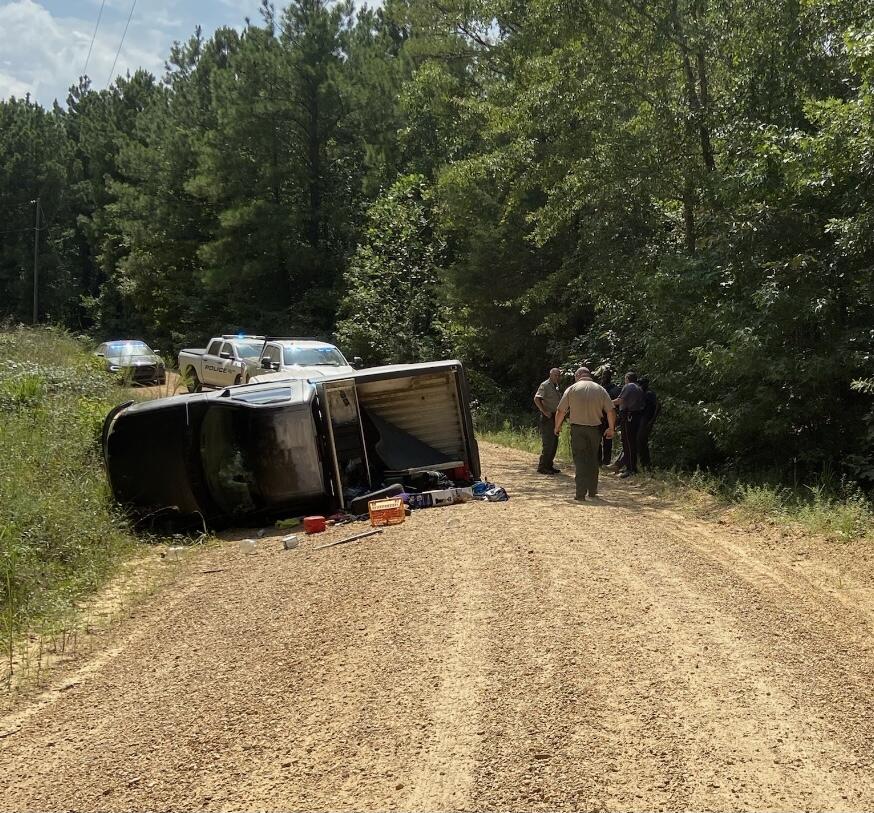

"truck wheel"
[234,374,242,386]
[186,369,202,393]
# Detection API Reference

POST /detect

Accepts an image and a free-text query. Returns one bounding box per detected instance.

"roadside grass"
[480,420,573,462]
[0,326,186,689]
[480,421,874,544]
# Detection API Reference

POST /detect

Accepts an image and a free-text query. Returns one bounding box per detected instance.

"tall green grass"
[480,422,874,543]
[0,327,139,678]
[479,419,574,461]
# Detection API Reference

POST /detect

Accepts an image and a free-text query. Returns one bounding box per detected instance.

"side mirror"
[352,356,364,370]
[220,351,233,360]
[261,358,273,370]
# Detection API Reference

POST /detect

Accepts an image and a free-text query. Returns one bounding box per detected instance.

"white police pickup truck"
[177,335,267,391]
[248,338,362,383]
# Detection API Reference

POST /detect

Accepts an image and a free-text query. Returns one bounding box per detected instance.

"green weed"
[0,326,140,675]
[733,483,787,520]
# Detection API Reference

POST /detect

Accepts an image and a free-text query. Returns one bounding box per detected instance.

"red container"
[303,515,326,534]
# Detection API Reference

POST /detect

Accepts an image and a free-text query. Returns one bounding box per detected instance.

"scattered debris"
[314,529,383,551]
[282,534,299,550]
[406,487,474,509]
[349,483,405,515]
[327,512,357,526]
[276,517,302,529]
[304,516,327,534]
[368,498,406,527]
[238,538,257,554]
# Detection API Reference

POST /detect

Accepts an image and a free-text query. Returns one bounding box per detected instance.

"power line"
[107,0,137,87]
[82,0,107,78]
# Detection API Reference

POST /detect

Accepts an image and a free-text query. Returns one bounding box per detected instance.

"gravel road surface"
[2,442,873,811]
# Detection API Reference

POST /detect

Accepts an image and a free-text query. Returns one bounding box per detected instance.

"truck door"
[218,342,240,385]
[202,339,224,387]
[320,380,371,509]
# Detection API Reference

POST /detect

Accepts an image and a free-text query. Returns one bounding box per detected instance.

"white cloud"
[0,0,384,107]
[0,68,30,98]
[0,0,168,105]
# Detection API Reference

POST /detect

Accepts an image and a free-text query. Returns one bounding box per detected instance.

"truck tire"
[234,374,242,386]
[186,369,202,393]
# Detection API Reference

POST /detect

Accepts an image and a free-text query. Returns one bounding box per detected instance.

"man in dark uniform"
[534,367,563,474]
[598,366,622,466]
[613,371,645,478]
[638,377,661,469]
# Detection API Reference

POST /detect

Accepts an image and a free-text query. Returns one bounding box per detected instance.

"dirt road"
[2,443,874,811]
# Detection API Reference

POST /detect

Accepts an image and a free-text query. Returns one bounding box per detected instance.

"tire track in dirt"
[472,447,874,810]
[1,442,874,811]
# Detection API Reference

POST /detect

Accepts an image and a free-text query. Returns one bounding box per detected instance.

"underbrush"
[0,327,141,681]
[480,422,874,543]
[657,470,873,542]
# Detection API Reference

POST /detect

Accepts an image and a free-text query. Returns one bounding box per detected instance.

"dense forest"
[0,0,872,485]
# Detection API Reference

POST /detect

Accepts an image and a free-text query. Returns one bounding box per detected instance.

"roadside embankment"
[0,327,180,690]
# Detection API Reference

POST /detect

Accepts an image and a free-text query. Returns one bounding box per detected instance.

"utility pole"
[32,197,39,325]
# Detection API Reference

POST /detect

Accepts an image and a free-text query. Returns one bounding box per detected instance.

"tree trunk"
[673,0,715,173]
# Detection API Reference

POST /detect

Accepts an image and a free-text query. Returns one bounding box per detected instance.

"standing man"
[534,367,564,475]
[613,371,645,479]
[638,377,661,469]
[554,367,615,501]
[598,366,622,466]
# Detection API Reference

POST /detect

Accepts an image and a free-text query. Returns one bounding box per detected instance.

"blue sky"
[0,0,274,106]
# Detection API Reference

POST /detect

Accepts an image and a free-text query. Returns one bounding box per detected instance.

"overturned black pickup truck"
[102,360,481,527]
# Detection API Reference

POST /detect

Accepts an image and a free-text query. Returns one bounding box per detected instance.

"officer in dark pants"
[638,377,661,469]
[613,372,645,478]
[534,368,563,474]
[598,367,622,465]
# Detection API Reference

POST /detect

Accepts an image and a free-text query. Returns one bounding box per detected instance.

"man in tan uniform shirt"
[534,367,563,474]
[554,367,616,501]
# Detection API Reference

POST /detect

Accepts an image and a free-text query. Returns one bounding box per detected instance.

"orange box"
[368,497,406,527]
